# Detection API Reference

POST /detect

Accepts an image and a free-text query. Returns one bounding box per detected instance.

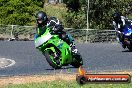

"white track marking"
[0,58,16,68]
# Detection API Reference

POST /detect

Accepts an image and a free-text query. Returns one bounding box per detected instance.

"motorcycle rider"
[35,11,78,54]
[112,12,132,48]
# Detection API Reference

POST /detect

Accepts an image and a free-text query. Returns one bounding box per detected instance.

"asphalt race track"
[0,41,132,76]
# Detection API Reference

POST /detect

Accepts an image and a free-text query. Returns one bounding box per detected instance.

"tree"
[63,0,87,29]
[63,0,81,12]
[88,0,132,29]
[0,0,43,26]
[63,11,86,29]
[63,0,132,29]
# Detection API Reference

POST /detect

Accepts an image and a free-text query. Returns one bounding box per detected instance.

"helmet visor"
[37,18,43,24]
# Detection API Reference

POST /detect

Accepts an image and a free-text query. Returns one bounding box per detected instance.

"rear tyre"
[44,50,62,69]
[127,45,132,51]
[71,52,83,68]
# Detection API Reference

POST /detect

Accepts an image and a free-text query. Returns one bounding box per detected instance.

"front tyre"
[44,50,62,69]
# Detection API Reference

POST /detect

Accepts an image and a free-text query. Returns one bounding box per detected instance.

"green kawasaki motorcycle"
[34,27,83,69]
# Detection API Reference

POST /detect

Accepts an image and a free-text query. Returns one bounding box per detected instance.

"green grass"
[6,80,132,88]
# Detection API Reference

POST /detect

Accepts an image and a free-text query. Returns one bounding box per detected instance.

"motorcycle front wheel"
[43,50,62,69]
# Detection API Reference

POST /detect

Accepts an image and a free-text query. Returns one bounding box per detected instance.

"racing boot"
[70,42,83,66]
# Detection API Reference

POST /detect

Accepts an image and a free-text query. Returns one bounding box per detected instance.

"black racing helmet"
[36,11,47,25]
[112,12,121,22]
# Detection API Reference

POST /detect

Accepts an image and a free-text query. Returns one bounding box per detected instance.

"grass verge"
[5,79,132,88]
[0,72,132,88]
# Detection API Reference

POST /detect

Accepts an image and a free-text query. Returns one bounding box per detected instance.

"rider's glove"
[55,24,63,31]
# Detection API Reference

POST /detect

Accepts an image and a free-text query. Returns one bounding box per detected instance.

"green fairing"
[34,27,72,67]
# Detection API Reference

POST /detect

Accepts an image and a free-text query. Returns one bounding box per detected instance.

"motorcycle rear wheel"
[127,45,132,51]
[71,52,83,68]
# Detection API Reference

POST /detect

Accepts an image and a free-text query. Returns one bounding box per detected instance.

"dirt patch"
[0,74,76,86]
